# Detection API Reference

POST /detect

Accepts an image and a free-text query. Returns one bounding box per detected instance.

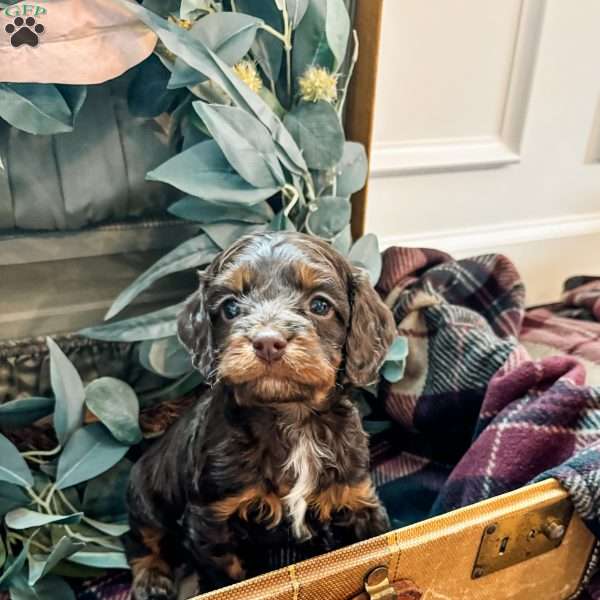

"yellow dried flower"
[232,60,263,93]
[298,66,338,103]
[168,16,194,30]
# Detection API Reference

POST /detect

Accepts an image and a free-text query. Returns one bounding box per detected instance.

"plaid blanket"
[58,249,600,599]
[373,248,600,597]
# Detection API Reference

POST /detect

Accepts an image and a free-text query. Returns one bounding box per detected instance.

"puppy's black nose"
[252,331,287,362]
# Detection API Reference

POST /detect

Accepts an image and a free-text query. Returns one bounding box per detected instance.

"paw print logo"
[5,17,45,48]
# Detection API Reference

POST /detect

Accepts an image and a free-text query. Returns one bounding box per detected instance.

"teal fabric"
[0,70,178,231]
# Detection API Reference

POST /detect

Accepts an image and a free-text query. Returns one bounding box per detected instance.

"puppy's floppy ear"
[177,273,214,380]
[344,268,396,386]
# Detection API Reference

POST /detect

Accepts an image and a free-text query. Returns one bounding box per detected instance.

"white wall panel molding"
[379,212,600,257]
[372,0,546,177]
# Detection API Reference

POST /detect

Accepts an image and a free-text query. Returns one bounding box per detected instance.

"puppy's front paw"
[132,568,176,600]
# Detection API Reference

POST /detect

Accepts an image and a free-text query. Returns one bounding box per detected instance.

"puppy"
[125,231,396,600]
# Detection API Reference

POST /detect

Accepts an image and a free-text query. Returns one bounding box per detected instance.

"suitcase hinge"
[364,566,398,600]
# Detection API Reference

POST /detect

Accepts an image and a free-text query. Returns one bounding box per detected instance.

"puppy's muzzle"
[252,329,288,363]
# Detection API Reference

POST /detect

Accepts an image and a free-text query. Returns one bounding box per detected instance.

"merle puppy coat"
[126,232,396,600]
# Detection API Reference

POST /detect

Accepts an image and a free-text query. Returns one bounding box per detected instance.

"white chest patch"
[282,428,334,541]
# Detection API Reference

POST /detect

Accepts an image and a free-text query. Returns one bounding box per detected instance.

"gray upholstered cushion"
[0,72,178,231]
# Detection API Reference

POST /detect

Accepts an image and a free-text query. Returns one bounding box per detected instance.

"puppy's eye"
[309,296,332,316]
[221,298,241,321]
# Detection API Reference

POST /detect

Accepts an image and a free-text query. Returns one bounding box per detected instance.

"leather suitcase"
[193,479,596,600]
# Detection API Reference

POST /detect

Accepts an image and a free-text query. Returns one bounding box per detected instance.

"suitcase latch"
[364,566,397,600]
[472,496,574,579]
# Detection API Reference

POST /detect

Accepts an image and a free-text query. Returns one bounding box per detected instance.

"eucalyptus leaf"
[82,460,132,523]
[381,337,408,384]
[68,550,129,570]
[117,1,308,175]
[336,142,368,196]
[194,102,285,188]
[139,371,204,406]
[142,0,180,17]
[106,234,218,320]
[129,54,183,117]
[0,398,54,430]
[85,378,143,445]
[0,538,29,589]
[28,537,85,585]
[82,518,129,537]
[284,101,344,169]
[0,434,33,488]
[47,337,85,446]
[0,485,30,519]
[381,361,406,384]
[168,197,274,224]
[235,0,283,82]
[363,420,393,435]
[5,509,82,530]
[0,84,73,135]
[200,222,265,250]
[287,0,310,28]
[331,224,352,255]
[57,85,87,123]
[55,423,129,490]
[180,0,212,19]
[169,13,263,89]
[138,337,192,379]
[292,0,350,78]
[386,336,409,362]
[9,572,76,600]
[147,140,280,204]
[81,303,183,343]
[348,234,382,285]
[306,196,350,238]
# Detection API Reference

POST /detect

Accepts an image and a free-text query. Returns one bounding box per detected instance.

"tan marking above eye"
[297,263,322,289]
[223,264,254,294]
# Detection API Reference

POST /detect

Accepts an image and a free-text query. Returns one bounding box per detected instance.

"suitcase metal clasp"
[364,566,398,600]
[472,496,574,579]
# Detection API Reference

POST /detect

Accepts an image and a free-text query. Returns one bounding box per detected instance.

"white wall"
[366,0,600,305]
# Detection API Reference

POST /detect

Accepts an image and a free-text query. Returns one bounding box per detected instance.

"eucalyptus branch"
[26,486,52,513]
[62,524,121,550]
[281,1,292,99]
[282,184,299,217]
[7,532,50,554]
[259,24,288,46]
[303,174,317,203]
[259,1,294,99]
[337,30,359,117]
[22,444,62,459]
[56,489,114,534]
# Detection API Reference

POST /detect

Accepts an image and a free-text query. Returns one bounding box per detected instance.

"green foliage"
[0,84,86,135]
[168,12,263,88]
[0,435,33,488]
[46,337,85,446]
[284,101,344,170]
[381,336,409,384]
[0,340,138,597]
[0,399,54,431]
[84,379,143,445]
